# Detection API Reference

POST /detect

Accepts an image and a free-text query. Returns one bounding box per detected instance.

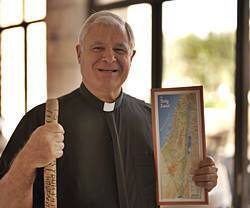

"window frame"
[234,0,249,207]
[0,3,46,113]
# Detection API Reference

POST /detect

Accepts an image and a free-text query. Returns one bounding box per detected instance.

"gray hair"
[78,11,135,50]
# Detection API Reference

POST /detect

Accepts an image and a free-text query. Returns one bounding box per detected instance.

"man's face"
[76,23,135,100]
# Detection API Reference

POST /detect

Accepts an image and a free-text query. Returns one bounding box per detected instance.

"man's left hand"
[193,156,218,192]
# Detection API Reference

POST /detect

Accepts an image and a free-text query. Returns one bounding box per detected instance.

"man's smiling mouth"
[98,68,118,72]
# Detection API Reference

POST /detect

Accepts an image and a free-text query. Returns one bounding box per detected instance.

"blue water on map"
[158,94,180,148]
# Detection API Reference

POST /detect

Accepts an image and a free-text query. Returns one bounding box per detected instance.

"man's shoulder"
[123,93,151,106]
[24,103,45,122]
[123,93,151,112]
[56,86,83,110]
[58,87,80,103]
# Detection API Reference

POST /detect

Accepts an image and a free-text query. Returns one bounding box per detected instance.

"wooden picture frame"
[151,86,208,205]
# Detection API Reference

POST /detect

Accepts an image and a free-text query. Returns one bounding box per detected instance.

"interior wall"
[46,0,88,98]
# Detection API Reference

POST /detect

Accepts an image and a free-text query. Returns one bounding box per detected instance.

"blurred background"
[0,0,249,207]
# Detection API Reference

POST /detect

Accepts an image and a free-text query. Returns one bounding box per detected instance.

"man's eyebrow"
[89,41,104,47]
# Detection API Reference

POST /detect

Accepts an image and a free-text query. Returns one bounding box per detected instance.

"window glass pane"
[0,0,23,27]
[24,0,46,22]
[110,4,152,102]
[162,0,237,207]
[27,22,47,111]
[1,27,25,140]
[95,0,125,5]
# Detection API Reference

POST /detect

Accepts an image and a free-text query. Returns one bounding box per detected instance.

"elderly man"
[0,11,217,208]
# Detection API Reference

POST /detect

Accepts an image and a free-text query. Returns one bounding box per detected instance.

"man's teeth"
[98,69,117,72]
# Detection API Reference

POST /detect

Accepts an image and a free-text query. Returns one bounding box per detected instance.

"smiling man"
[0,11,217,208]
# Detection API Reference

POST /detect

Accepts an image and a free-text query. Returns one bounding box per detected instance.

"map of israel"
[157,92,203,201]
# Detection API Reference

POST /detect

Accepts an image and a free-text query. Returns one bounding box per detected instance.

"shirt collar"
[78,83,123,112]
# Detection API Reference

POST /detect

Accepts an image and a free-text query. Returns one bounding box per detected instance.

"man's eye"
[114,48,127,54]
[92,47,104,52]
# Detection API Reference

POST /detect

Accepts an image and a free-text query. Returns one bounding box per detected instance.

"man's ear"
[130,50,136,61]
[76,44,82,64]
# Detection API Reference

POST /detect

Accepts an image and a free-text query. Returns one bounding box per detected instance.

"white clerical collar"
[103,102,115,112]
[79,83,123,112]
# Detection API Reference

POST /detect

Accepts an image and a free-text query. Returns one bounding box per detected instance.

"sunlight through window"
[1,28,25,140]
[0,0,47,141]
[27,22,47,111]
[0,0,23,27]
[24,0,46,22]
[162,0,237,207]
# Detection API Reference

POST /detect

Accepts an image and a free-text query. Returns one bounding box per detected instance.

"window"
[0,0,47,140]
[162,0,237,206]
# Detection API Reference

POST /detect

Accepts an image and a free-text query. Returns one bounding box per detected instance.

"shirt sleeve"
[0,104,45,178]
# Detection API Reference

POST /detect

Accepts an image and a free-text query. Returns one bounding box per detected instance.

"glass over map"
[151,86,208,205]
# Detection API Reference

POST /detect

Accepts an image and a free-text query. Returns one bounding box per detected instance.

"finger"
[54,142,64,151]
[56,124,65,133]
[53,134,64,142]
[45,123,65,134]
[55,150,63,159]
[195,166,218,175]
[195,181,216,191]
[193,173,218,182]
[199,156,215,168]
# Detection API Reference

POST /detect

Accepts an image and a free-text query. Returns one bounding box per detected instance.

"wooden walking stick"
[44,99,59,208]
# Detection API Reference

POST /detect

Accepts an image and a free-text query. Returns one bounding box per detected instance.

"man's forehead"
[85,24,129,44]
[88,23,127,35]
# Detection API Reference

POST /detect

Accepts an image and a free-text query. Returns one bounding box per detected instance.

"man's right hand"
[0,123,64,208]
[21,123,65,169]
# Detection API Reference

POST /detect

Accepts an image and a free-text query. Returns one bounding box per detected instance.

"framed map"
[151,86,208,205]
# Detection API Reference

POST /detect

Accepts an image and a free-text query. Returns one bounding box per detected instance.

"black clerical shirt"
[0,83,157,208]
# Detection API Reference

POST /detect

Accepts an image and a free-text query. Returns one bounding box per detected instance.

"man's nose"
[102,49,116,63]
